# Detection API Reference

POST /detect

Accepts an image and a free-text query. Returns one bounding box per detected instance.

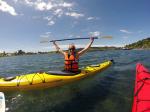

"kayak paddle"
[40,36,112,43]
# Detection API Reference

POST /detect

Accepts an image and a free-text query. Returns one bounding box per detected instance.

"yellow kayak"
[0,60,113,91]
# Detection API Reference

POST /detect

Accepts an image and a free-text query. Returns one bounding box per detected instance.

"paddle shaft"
[50,37,98,42]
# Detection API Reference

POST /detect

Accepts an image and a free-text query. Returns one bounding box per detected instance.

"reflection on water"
[0,50,150,112]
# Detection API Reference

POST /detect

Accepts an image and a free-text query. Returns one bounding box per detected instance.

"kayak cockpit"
[46,70,81,76]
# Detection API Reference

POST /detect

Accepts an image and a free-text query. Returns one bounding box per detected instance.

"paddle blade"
[101,36,113,39]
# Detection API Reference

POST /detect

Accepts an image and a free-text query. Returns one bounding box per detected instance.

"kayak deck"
[0,60,112,91]
[132,63,150,112]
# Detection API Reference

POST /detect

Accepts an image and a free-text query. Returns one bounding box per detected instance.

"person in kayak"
[53,37,94,73]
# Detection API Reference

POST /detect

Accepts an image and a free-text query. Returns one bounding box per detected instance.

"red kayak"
[132,63,150,112]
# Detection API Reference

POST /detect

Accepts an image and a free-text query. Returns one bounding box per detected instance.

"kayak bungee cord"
[134,78,150,96]
[16,73,46,86]
[31,73,46,83]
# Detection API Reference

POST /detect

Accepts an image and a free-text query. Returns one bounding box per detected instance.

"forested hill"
[125,37,150,49]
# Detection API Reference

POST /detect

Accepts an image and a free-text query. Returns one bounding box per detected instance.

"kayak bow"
[132,63,150,112]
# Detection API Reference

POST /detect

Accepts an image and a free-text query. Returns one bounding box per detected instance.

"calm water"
[0,50,150,112]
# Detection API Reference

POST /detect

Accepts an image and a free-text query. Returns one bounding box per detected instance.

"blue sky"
[0,0,150,52]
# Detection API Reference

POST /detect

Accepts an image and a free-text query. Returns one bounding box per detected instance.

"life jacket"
[64,51,79,72]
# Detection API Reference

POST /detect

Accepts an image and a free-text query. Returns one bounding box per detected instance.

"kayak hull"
[132,63,150,112]
[0,60,112,91]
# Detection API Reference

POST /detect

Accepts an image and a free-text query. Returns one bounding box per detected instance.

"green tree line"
[125,37,150,49]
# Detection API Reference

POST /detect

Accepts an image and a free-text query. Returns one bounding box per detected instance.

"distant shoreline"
[0,37,149,57]
[0,47,149,58]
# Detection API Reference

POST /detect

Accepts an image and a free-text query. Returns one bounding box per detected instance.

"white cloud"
[54,9,62,14]
[35,1,54,11]
[14,0,53,11]
[19,1,73,11]
[87,17,94,20]
[66,12,84,18]
[23,0,34,6]
[48,20,55,26]
[89,31,101,37]
[53,9,63,17]
[58,2,73,8]
[43,16,53,21]
[13,0,18,3]
[40,35,49,38]
[120,29,132,34]
[45,32,51,35]
[35,2,47,11]
[86,17,99,20]
[40,32,51,38]
[44,16,55,26]
[12,0,85,26]
[0,0,18,16]
[46,2,54,10]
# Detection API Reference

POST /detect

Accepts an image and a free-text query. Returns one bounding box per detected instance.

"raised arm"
[53,41,65,55]
[78,37,94,57]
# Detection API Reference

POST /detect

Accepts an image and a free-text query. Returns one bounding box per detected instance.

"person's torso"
[64,52,79,72]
